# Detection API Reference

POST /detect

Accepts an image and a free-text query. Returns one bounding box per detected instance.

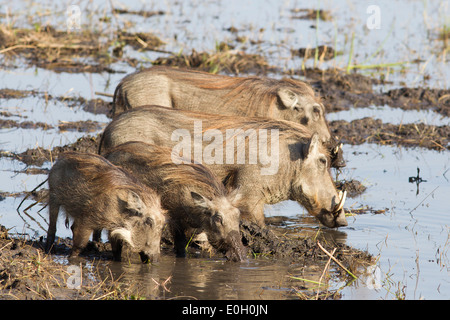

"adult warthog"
[99,106,348,228]
[103,141,246,261]
[112,66,345,168]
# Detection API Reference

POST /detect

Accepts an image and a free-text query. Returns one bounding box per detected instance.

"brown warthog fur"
[99,106,348,228]
[103,141,246,261]
[112,66,344,168]
[46,152,166,262]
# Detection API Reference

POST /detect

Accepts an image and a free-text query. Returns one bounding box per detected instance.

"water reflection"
[102,255,299,300]
[96,216,361,300]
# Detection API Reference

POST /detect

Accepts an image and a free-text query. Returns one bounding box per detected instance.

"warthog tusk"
[333,143,343,155]
[335,190,347,212]
[111,228,134,247]
[290,96,298,109]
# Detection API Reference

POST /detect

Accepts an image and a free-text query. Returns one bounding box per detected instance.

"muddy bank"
[0,221,373,300]
[0,26,163,73]
[291,45,337,61]
[0,88,112,117]
[290,8,332,21]
[0,118,51,130]
[159,219,373,269]
[0,229,140,300]
[301,69,450,117]
[240,220,372,267]
[153,48,275,75]
[335,179,366,198]
[0,118,103,133]
[10,135,100,166]
[0,88,42,99]
[330,117,449,151]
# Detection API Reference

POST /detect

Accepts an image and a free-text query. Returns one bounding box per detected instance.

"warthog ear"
[118,190,148,217]
[277,88,298,110]
[191,192,212,210]
[127,190,146,210]
[227,186,242,206]
[307,133,321,158]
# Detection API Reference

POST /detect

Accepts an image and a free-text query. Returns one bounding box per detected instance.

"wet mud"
[152,48,275,75]
[330,118,449,151]
[290,8,332,21]
[0,226,135,300]
[10,135,100,166]
[310,71,450,117]
[0,118,102,133]
[292,45,337,61]
[0,221,373,300]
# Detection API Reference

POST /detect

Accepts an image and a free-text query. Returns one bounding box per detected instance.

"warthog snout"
[139,251,160,263]
[223,230,248,262]
[317,190,348,228]
[331,143,346,168]
[325,137,346,169]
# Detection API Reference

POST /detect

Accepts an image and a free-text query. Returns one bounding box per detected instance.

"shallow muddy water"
[1,0,449,300]
[95,143,449,300]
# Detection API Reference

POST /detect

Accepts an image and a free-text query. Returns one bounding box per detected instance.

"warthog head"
[277,87,345,168]
[277,88,331,143]
[110,189,166,263]
[190,190,247,262]
[291,133,348,228]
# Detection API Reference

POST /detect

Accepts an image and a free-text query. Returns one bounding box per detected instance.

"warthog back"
[99,106,348,228]
[112,66,344,168]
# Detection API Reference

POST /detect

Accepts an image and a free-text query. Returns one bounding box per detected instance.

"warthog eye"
[318,156,327,168]
[144,217,153,227]
[312,104,321,121]
[212,213,223,225]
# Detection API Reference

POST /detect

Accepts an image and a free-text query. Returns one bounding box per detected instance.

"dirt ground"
[0,225,145,300]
